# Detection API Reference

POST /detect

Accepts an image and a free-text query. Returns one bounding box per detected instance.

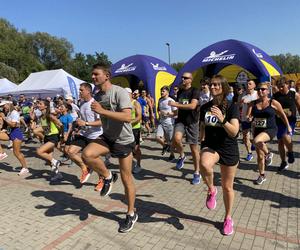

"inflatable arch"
[173,39,282,88]
[111,55,177,110]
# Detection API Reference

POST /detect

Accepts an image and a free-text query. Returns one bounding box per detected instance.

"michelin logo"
[150,63,167,71]
[252,49,263,58]
[115,63,137,73]
[202,50,235,62]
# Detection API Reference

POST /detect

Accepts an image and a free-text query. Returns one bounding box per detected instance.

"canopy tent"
[111,54,177,108]
[2,69,84,99]
[173,39,282,88]
[0,78,17,94]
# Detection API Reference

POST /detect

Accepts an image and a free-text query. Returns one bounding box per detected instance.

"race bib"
[180,98,189,105]
[254,118,267,128]
[204,111,219,127]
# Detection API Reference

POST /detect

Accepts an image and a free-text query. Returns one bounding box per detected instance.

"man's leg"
[119,153,135,214]
[82,142,110,178]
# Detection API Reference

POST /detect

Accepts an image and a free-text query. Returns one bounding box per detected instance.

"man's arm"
[91,101,131,123]
[168,99,198,110]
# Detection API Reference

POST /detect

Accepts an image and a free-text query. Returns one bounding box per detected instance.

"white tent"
[3,69,84,99]
[0,78,17,94]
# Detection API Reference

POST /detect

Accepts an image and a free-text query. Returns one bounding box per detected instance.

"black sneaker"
[118,212,138,233]
[168,153,175,162]
[287,151,295,164]
[161,145,168,156]
[100,172,118,197]
[278,161,289,172]
[255,175,266,185]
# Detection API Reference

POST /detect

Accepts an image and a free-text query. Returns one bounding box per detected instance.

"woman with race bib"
[199,75,240,236]
[246,82,291,185]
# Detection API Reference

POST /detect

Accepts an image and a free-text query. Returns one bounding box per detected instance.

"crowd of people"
[0,64,299,236]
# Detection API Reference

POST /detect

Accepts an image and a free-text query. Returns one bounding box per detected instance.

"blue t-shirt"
[137,97,147,116]
[59,114,73,132]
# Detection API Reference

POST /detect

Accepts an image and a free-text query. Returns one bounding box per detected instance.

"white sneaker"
[7,141,13,149]
[50,172,63,182]
[18,168,29,175]
[0,152,8,161]
[51,160,61,173]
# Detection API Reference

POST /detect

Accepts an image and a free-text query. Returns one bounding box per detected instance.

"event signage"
[115,63,137,73]
[202,50,235,62]
[150,63,167,71]
[67,76,79,100]
[252,49,263,58]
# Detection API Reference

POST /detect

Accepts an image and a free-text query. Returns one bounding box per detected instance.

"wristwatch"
[221,119,227,125]
[85,122,89,126]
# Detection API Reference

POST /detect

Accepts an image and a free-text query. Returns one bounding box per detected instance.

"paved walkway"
[0,134,299,250]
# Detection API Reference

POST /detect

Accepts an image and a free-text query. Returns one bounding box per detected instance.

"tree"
[0,62,19,82]
[271,53,300,74]
[67,52,111,82]
[171,62,185,72]
[29,32,74,69]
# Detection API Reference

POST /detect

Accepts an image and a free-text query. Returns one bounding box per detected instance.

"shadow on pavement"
[234,183,300,208]
[26,169,82,188]
[31,190,121,222]
[109,193,221,232]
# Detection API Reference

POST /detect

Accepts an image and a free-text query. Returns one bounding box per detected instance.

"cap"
[125,87,132,93]
[65,95,73,101]
[0,100,12,106]
[133,89,139,94]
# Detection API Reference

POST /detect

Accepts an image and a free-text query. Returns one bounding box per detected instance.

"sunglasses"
[257,88,268,91]
[182,76,191,80]
[209,83,221,87]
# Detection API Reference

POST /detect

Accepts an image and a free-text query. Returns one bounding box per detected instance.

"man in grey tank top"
[82,64,137,233]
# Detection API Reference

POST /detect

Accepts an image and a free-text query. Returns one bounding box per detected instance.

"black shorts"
[253,128,277,140]
[132,128,141,145]
[70,135,94,149]
[94,135,135,158]
[44,134,60,146]
[201,142,240,166]
[65,132,74,146]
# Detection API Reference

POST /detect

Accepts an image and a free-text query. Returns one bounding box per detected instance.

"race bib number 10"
[205,111,219,126]
[254,118,267,128]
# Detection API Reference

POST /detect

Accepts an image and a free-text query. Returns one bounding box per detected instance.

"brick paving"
[0,134,299,249]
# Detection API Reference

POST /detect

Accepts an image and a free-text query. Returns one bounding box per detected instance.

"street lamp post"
[166,43,171,65]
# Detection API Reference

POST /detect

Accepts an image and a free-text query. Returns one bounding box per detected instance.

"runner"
[246,82,292,184]
[156,86,176,161]
[58,102,73,159]
[66,82,104,188]
[125,87,143,174]
[240,80,258,161]
[199,75,240,236]
[36,99,64,182]
[273,77,300,171]
[82,64,137,233]
[0,101,28,175]
[169,72,201,185]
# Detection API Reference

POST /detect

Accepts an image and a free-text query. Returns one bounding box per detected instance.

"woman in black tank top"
[246,82,291,185]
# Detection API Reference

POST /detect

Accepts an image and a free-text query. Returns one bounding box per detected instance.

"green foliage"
[66,52,112,82]
[0,18,111,83]
[271,53,300,74]
[171,62,185,72]
[0,62,19,82]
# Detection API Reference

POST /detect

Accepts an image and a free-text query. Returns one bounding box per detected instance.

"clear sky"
[0,0,299,64]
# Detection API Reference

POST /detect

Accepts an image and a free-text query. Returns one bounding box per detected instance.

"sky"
[0,0,300,64]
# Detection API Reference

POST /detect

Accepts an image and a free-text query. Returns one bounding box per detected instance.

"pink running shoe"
[206,187,217,210]
[223,218,234,235]
[0,152,8,161]
[18,168,29,176]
